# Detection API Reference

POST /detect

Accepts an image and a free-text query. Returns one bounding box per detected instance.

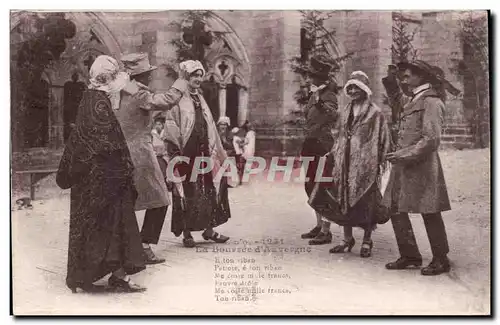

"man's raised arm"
[123,78,188,111]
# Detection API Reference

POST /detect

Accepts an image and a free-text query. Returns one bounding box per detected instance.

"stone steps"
[255,123,477,155]
[441,123,475,149]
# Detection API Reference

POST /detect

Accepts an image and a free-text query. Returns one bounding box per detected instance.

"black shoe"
[360,240,373,258]
[308,231,332,245]
[202,231,230,243]
[421,257,451,276]
[385,256,423,270]
[183,236,196,248]
[67,282,106,294]
[329,237,355,253]
[143,247,166,265]
[108,275,147,293]
[301,226,321,239]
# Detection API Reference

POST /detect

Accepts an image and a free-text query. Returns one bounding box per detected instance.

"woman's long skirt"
[170,160,231,237]
[66,186,146,288]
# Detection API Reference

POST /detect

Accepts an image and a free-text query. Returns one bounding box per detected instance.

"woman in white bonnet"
[217,116,235,156]
[163,60,232,248]
[310,70,391,258]
[57,55,147,293]
[88,55,130,110]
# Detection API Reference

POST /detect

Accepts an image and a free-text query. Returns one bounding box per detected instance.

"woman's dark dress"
[170,94,231,237]
[56,90,145,289]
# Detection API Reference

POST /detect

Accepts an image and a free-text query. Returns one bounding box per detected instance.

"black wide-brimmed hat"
[308,54,343,92]
[397,60,434,77]
[309,54,335,79]
[397,60,461,96]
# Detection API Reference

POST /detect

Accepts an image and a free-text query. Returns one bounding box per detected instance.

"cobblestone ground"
[11,149,490,315]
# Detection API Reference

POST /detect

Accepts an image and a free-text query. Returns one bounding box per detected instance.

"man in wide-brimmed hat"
[382,59,459,276]
[116,52,189,264]
[299,53,341,245]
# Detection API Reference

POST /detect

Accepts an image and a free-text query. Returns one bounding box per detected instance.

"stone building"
[10,10,489,171]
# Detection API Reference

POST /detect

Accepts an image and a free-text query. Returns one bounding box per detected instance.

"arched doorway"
[201,13,251,128]
[10,11,121,151]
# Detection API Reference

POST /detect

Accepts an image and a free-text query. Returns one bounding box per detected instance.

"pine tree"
[382,12,419,107]
[452,12,489,148]
[391,12,419,63]
[288,10,354,125]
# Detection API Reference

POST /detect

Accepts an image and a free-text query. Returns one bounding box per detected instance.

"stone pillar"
[338,11,394,112]
[375,11,394,110]
[420,11,465,124]
[49,86,65,149]
[281,11,302,156]
[282,11,302,117]
[219,84,227,117]
[238,88,248,125]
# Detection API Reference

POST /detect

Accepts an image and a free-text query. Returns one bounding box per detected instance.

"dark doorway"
[24,78,49,148]
[201,76,220,122]
[226,77,240,127]
[63,72,86,141]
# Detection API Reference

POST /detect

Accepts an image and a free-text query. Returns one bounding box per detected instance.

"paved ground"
[11,149,490,315]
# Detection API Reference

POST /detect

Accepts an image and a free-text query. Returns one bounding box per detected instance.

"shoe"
[67,282,106,294]
[329,237,355,253]
[308,231,333,245]
[301,226,321,239]
[143,247,165,265]
[107,275,147,293]
[202,231,230,243]
[421,257,450,276]
[385,256,423,270]
[183,236,197,248]
[360,240,373,258]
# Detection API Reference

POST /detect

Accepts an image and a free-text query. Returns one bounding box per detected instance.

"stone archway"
[202,13,251,127]
[10,11,121,151]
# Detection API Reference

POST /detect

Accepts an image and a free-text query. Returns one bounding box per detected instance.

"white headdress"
[217,116,231,126]
[179,60,206,77]
[343,70,372,97]
[88,55,129,110]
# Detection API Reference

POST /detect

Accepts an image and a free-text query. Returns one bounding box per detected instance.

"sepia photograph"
[9,8,491,315]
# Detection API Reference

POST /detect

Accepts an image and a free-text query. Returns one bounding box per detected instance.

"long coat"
[114,79,186,211]
[382,80,451,214]
[301,84,339,197]
[331,100,391,214]
[303,84,339,152]
[163,91,229,196]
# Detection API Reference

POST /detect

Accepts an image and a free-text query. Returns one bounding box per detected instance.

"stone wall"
[11,10,488,172]
[419,11,465,124]
[244,11,286,125]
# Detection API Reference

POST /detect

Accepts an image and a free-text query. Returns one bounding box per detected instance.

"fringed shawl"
[163,91,228,195]
[331,99,391,214]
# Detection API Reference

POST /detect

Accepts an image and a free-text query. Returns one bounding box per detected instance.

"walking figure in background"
[300,54,340,246]
[56,56,146,293]
[217,116,235,156]
[241,120,256,175]
[217,117,237,188]
[231,127,246,185]
[310,71,391,257]
[382,60,456,276]
[151,116,171,190]
[164,60,231,248]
